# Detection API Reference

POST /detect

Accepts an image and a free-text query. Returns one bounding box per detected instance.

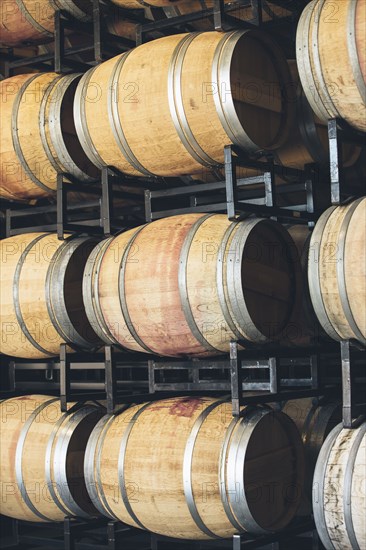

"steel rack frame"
[0,515,319,550]
[145,145,329,227]
[2,340,347,416]
[136,0,304,48]
[4,168,146,238]
[327,118,366,205]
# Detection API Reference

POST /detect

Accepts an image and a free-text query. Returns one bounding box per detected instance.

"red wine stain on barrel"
[169,398,205,418]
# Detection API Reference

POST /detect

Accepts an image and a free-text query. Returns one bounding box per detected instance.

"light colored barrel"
[296,0,366,132]
[74,30,293,178]
[313,422,366,550]
[308,198,366,345]
[0,233,101,359]
[84,396,305,539]
[0,0,92,47]
[83,213,296,357]
[0,72,98,202]
[0,395,102,522]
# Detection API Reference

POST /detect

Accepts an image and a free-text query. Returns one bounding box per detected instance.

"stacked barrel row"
[1,394,364,547]
[1,1,365,201]
[1,199,365,359]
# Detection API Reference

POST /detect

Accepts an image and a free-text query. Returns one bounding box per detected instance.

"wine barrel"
[282,397,341,513]
[74,30,293,177]
[0,72,98,201]
[296,0,366,132]
[0,233,101,359]
[84,396,305,539]
[0,395,102,522]
[313,422,366,550]
[308,198,366,345]
[0,0,92,47]
[83,213,296,357]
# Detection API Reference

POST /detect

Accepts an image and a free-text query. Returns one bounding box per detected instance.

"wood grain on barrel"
[89,397,304,539]
[90,214,296,357]
[297,0,366,132]
[0,395,101,522]
[314,425,366,550]
[76,31,292,177]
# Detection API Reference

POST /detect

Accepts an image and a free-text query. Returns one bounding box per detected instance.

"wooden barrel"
[308,198,366,345]
[313,422,366,550]
[74,30,293,177]
[276,61,364,171]
[296,0,366,132]
[282,397,341,513]
[0,233,101,359]
[0,395,102,522]
[0,0,92,47]
[83,213,296,357]
[0,72,99,201]
[84,396,305,539]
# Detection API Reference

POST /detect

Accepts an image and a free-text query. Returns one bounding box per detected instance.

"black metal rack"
[0,515,321,550]
[1,2,365,550]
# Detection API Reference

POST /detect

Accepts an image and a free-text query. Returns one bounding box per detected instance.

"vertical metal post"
[213,0,225,30]
[264,170,275,208]
[341,340,352,428]
[269,357,279,394]
[9,361,16,392]
[151,534,159,550]
[107,521,117,550]
[148,360,155,394]
[233,534,242,550]
[54,11,64,74]
[5,209,11,238]
[230,341,242,416]
[251,0,263,26]
[105,345,117,414]
[328,119,343,205]
[57,174,66,240]
[93,0,102,63]
[144,189,152,222]
[60,344,70,412]
[64,517,74,550]
[225,146,237,220]
[101,167,112,236]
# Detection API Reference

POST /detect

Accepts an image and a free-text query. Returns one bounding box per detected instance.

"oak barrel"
[0,73,98,202]
[83,214,296,357]
[296,0,366,132]
[74,30,293,177]
[0,233,101,359]
[313,422,366,550]
[0,0,92,47]
[84,396,305,539]
[308,198,366,345]
[0,395,102,522]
